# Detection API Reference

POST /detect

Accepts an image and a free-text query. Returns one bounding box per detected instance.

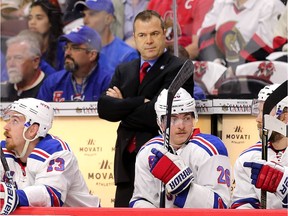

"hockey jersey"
[130,128,231,208]
[198,0,285,69]
[0,134,100,207]
[231,141,288,209]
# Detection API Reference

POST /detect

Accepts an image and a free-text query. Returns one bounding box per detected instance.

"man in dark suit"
[98,10,194,207]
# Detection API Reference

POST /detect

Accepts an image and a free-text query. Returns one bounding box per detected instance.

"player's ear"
[27,124,39,139]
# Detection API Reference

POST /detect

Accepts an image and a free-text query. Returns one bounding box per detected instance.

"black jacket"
[98,51,194,184]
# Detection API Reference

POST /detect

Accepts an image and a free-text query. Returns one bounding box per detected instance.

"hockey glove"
[150,147,193,195]
[244,161,288,200]
[0,182,19,215]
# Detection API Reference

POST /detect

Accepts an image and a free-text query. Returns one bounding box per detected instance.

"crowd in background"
[0,0,287,102]
[0,0,287,212]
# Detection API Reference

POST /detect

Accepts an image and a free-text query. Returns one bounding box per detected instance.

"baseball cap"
[74,0,115,15]
[59,25,102,51]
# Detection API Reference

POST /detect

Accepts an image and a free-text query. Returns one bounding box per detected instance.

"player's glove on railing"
[244,161,288,201]
[150,147,194,195]
[0,182,19,215]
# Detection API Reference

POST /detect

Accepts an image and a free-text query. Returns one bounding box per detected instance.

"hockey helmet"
[155,88,198,122]
[5,98,54,138]
[257,84,280,102]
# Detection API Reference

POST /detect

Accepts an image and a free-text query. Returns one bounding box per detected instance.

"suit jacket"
[98,51,194,184]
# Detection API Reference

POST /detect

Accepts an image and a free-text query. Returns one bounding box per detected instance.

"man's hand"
[106,86,123,99]
[244,161,284,192]
[0,182,19,215]
[150,147,193,195]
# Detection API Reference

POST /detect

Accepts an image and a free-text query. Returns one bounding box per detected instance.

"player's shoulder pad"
[191,133,228,157]
[239,141,263,156]
[29,134,71,162]
[139,135,164,153]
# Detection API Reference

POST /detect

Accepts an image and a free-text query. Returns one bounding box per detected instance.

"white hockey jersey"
[198,0,285,65]
[0,134,100,207]
[130,128,231,208]
[231,141,288,209]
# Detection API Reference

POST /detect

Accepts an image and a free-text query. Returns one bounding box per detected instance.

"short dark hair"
[133,10,165,32]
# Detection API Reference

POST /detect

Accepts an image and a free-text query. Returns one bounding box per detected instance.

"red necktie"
[127,62,151,153]
[139,62,150,84]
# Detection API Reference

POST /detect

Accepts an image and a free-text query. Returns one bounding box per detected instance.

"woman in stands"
[28,0,64,71]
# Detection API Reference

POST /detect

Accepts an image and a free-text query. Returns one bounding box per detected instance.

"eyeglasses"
[63,45,91,52]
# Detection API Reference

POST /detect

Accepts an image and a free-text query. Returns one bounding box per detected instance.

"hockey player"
[198,0,285,71]
[0,98,100,215]
[129,88,231,208]
[231,84,288,208]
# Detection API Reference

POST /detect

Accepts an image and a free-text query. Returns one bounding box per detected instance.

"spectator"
[74,0,139,73]
[18,29,57,76]
[0,98,100,215]
[0,1,29,43]
[198,0,285,72]
[28,0,64,70]
[1,0,32,20]
[37,25,112,102]
[130,88,231,208]
[62,0,84,34]
[147,0,214,59]
[1,32,46,102]
[231,84,288,208]
[97,10,194,207]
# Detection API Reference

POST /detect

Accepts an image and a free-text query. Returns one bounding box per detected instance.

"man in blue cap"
[37,25,113,102]
[74,0,139,73]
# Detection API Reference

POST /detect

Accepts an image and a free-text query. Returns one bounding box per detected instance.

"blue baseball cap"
[74,0,114,15]
[59,25,102,51]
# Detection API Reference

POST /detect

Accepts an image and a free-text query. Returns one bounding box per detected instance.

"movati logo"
[226,125,251,144]
[88,160,114,187]
[79,139,103,156]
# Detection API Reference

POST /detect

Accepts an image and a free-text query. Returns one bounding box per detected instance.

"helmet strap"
[14,125,39,158]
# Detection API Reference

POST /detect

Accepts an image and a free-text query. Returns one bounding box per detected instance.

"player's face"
[3,111,26,154]
[28,5,51,35]
[161,113,195,149]
[134,16,166,61]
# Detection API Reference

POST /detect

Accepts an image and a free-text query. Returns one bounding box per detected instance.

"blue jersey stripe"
[29,154,46,162]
